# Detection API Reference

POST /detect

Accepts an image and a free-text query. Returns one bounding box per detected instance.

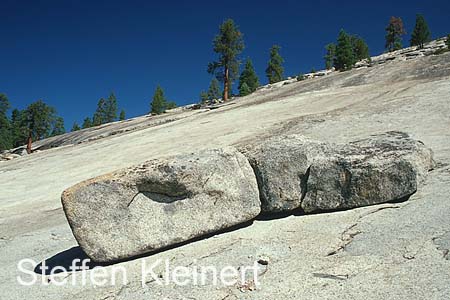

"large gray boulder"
[244,135,330,212]
[61,148,261,262]
[244,131,434,213]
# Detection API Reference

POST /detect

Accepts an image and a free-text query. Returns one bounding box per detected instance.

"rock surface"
[301,131,434,212]
[1,42,450,300]
[61,148,260,262]
[245,132,434,213]
[244,135,330,212]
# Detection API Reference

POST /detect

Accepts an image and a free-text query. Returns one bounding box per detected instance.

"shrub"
[297,73,306,81]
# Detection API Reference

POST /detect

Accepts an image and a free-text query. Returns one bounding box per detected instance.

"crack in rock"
[432,231,450,260]
[327,205,401,256]
[313,272,349,280]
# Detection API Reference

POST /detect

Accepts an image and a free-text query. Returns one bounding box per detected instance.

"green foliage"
[199,91,209,103]
[239,82,251,96]
[150,85,167,115]
[0,93,9,115]
[447,34,450,49]
[265,45,284,83]
[296,73,306,81]
[385,16,406,52]
[166,101,177,110]
[208,19,245,100]
[334,29,356,71]
[238,58,259,95]
[410,14,431,49]
[119,109,126,121]
[105,92,118,123]
[351,35,370,61]
[71,122,81,132]
[23,100,57,141]
[82,117,92,129]
[92,93,118,126]
[92,98,107,126]
[0,94,12,150]
[310,67,316,73]
[328,31,370,71]
[51,116,65,136]
[207,78,222,100]
[10,109,27,147]
[324,43,336,70]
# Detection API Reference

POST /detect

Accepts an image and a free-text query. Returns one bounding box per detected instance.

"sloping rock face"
[62,131,433,262]
[61,148,260,262]
[245,131,434,213]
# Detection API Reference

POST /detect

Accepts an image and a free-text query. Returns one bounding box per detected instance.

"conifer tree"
[324,43,336,70]
[239,82,251,97]
[351,35,370,61]
[265,45,284,83]
[22,100,57,153]
[93,98,107,126]
[150,85,167,115]
[0,94,12,150]
[410,14,431,49]
[51,116,65,136]
[71,122,81,132]
[208,19,244,101]
[105,92,118,123]
[385,16,406,52]
[199,91,209,103]
[82,117,92,129]
[119,109,126,121]
[207,78,221,100]
[334,29,355,71]
[10,109,27,147]
[238,58,259,94]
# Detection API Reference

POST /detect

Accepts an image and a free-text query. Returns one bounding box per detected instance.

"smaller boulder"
[244,131,434,213]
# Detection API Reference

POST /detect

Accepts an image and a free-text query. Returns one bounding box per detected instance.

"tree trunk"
[26,133,32,154]
[223,67,229,101]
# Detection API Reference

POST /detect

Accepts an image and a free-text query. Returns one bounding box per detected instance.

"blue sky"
[1,0,449,129]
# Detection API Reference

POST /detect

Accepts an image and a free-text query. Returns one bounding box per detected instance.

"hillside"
[1,40,450,299]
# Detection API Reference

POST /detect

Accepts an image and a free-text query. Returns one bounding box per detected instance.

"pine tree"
[71,122,81,132]
[150,85,167,115]
[238,58,259,94]
[207,78,221,100]
[334,29,355,71]
[119,109,126,121]
[410,14,431,49]
[199,91,209,103]
[105,92,118,123]
[385,16,406,52]
[208,19,245,101]
[0,94,12,150]
[10,109,27,147]
[93,98,107,126]
[22,100,57,152]
[351,35,370,61]
[324,43,336,70]
[239,82,251,96]
[266,45,284,83]
[82,117,92,129]
[51,116,65,136]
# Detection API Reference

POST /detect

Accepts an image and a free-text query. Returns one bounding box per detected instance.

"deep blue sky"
[1,0,449,129]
